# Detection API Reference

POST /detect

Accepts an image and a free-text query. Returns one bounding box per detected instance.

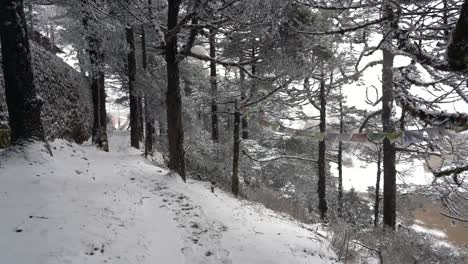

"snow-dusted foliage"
[394,65,468,131]
[0,42,92,144]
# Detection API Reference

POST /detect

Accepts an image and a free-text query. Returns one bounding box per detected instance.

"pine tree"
[165,0,186,180]
[381,0,398,230]
[0,0,46,143]
[81,0,108,151]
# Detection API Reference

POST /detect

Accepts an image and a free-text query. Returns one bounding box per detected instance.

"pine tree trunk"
[337,90,344,216]
[447,0,468,71]
[165,0,186,180]
[138,95,145,142]
[141,25,153,157]
[0,0,46,143]
[241,57,253,140]
[443,0,450,39]
[81,0,108,151]
[126,25,140,149]
[241,44,256,140]
[209,28,219,142]
[144,95,153,157]
[240,71,248,139]
[374,147,382,227]
[337,141,343,214]
[91,68,100,143]
[317,73,328,220]
[138,96,144,141]
[98,71,109,151]
[381,0,397,229]
[241,111,248,139]
[232,100,241,196]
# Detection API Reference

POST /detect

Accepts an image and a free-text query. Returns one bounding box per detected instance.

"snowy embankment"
[0,131,339,264]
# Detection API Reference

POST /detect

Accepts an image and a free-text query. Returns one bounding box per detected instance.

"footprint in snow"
[155,189,231,264]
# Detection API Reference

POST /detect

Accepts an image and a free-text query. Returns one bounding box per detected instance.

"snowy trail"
[0,131,339,264]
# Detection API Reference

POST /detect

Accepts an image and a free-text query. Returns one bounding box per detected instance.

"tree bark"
[337,88,344,216]
[317,72,328,220]
[381,0,397,229]
[82,0,108,151]
[241,54,253,140]
[98,71,109,151]
[144,95,153,157]
[165,0,186,180]
[0,0,46,143]
[138,24,144,141]
[374,147,382,227]
[126,24,140,149]
[239,65,248,139]
[209,28,219,142]
[241,43,256,139]
[232,100,241,196]
[241,111,248,139]
[141,24,153,157]
[447,0,468,71]
[138,96,144,141]
[91,66,100,143]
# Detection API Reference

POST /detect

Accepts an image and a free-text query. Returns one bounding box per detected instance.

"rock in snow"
[0,131,339,264]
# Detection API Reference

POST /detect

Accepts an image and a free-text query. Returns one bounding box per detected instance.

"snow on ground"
[330,153,434,192]
[0,131,339,264]
[411,224,447,238]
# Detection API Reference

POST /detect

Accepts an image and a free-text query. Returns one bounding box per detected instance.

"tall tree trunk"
[98,71,109,151]
[337,88,344,216]
[138,97,144,141]
[241,43,256,139]
[443,0,450,39]
[374,147,382,227]
[241,62,254,140]
[138,22,144,142]
[142,24,153,157]
[126,24,140,149]
[144,96,153,157]
[317,72,328,220]
[241,110,248,139]
[165,0,186,180]
[232,100,241,196]
[239,66,248,139]
[447,0,468,71]
[0,0,46,143]
[91,67,100,143]
[209,28,219,142]
[82,0,108,151]
[382,0,397,230]
[145,0,155,156]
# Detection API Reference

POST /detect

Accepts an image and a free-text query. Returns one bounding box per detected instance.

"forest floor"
[0,131,339,264]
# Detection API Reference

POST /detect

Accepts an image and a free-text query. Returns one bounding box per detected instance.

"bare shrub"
[244,186,308,222]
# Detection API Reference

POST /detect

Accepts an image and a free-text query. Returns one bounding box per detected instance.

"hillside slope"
[0,131,339,264]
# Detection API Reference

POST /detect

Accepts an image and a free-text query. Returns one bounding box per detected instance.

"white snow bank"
[330,153,434,192]
[411,224,447,238]
[0,131,339,264]
[190,45,209,56]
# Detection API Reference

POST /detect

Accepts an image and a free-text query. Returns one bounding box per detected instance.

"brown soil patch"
[414,201,468,254]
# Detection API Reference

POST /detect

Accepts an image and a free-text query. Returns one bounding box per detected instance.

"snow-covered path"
[0,132,339,264]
